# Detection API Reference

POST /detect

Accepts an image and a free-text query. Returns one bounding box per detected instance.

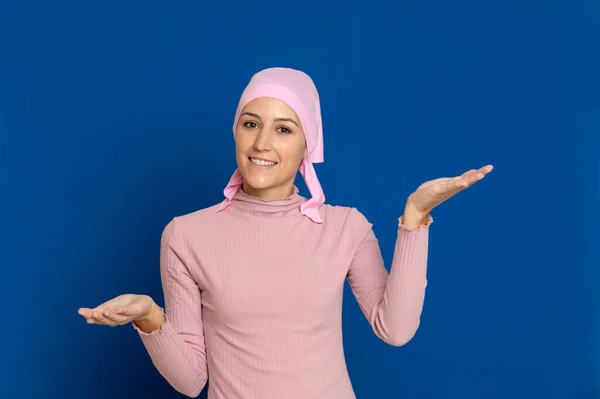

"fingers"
[78,307,131,327]
[92,310,112,325]
[460,169,480,187]
[88,308,113,325]
[470,164,493,180]
[100,309,132,326]
[78,307,101,323]
[442,174,470,191]
[480,164,494,173]
[456,165,493,187]
[436,165,492,196]
[78,308,105,325]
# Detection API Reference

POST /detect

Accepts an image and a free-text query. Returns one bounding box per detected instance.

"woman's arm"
[346,165,492,346]
[132,218,208,398]
[346,208,432,347]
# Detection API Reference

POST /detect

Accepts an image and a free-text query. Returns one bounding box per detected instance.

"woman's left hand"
[406,164,494,217]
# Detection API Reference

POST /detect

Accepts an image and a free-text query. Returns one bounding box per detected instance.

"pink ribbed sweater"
[133,186,432,398]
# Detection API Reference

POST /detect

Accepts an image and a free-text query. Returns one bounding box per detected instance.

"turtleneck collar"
[226,185,308,219]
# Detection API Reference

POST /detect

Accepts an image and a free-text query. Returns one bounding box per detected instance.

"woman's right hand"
[78,294,156,327]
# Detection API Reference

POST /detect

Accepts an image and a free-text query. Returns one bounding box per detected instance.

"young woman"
[78,67,493,398]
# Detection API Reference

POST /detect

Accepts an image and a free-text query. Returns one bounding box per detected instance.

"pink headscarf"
[214,67,325,223]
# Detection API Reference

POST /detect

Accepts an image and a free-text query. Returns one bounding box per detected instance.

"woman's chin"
[243,176,276,191]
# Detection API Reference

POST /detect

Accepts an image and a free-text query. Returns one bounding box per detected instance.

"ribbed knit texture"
[133,186,433,398]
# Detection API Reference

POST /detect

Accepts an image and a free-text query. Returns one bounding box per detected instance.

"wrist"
[133,302,165,334]
[136,297,161,323]
[406,197,430,215]
[402,201,430,229]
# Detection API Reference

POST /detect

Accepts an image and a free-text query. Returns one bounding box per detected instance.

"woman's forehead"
[241,97,299,118]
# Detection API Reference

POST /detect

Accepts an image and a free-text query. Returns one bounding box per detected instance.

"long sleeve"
[345,209,433,347]
[132,218,208,397]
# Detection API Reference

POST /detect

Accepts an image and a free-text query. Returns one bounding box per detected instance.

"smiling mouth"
[249,157,278,166]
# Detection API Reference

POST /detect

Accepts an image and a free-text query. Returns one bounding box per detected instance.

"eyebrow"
[241,112,299,127]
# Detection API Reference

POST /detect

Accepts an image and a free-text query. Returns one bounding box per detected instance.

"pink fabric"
[215,67,325,223]
[133,189,433,398]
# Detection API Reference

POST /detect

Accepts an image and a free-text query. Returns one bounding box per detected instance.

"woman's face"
[234,97,308,200]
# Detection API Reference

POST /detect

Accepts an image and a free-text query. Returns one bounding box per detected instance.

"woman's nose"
[253,129,272,151]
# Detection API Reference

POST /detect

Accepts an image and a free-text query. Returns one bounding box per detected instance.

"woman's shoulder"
[160,203,223,239]
[320,203,373,230]
[317,203,375,248]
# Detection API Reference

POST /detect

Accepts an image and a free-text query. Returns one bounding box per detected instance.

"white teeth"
[250,157,277,166]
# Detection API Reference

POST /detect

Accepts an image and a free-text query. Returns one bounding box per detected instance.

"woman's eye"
[278,127,292,134]
[244,121,258,128]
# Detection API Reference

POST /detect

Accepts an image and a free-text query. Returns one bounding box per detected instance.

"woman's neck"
[228,184,306,219]
[241,181,296,201]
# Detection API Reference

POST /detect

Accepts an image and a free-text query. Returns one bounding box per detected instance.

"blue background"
[1,0,598,398]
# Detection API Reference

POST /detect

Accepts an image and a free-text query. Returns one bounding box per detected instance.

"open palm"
[407,164,493,214]
[78,293,153,327]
